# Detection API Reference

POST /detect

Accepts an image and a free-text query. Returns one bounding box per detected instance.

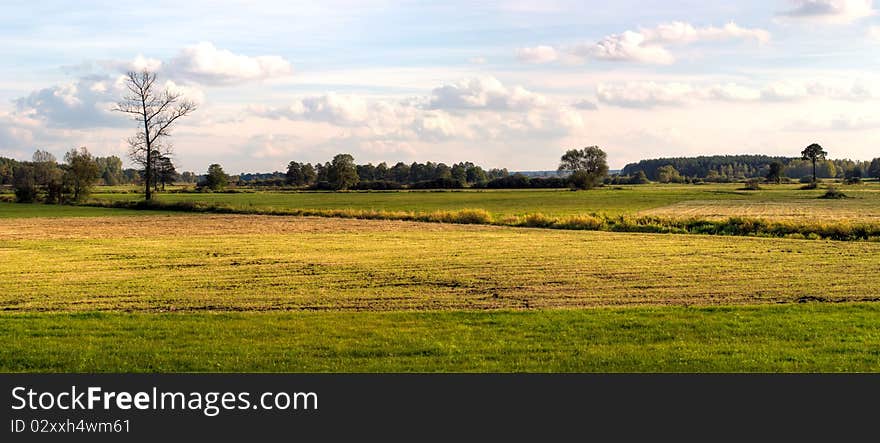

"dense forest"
[622,155,879,182]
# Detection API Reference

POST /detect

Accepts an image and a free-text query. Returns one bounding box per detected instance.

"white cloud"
[468,56,487,64]
[515,45,559,64]
[702,83,763,101]
[246,134,302,159]
[13,76,124,128]
[597,78,880,107]
[12,74,206,130]
[779,0,875,24]
[641,22,771,45]
[527,21,769,65]
[0,113,37,151]
[251,77,580,145]
[167,42,293,85]
[760,81,811,101]
[869,25,880,39]
[597,82,698,107]
[268,93,371,126]
[577,31,675,64]
[426,76,547,111]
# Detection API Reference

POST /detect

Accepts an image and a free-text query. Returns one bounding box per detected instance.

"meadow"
[88,182,880,220]
[2,215,879,311]
[1,183,879,372]
[3,305,879,372]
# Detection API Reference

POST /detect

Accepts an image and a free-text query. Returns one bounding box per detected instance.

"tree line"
[280,155,511,190]
[1,153,198,189]
[621,154,880,183]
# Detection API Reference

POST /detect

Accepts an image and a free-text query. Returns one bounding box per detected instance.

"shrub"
[819,187,847,199]
[741,178,762,191]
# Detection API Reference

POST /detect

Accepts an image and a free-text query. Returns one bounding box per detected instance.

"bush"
[819,187,847,199]
[741,178,762,191]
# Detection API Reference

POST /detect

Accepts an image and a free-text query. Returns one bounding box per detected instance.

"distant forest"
[3,152,879,193]
[622,155,879,182]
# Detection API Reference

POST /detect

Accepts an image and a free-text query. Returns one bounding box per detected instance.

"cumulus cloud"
[166,42,293,85]
[515,46,559,64]
[426,77,547,111]
[597,82,698,107]
[12,73,205,130]
[258,94,371,126]
[641,22,771,45]
[522,21,769,65]
[245,134,302,159]
[252,77,581,144]
[13,76,124,128]
[779,0,875,24]
[576,31,675,64]
[0,113,37,151]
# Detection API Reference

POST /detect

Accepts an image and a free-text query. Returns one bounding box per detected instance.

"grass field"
[3,305,879,372]
[0,202,147,218]
[2,183,879,372]
[88,182,880,221]
[2,215,879,311]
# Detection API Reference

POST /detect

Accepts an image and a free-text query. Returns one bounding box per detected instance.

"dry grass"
[644,199,880,222]
[2,214,879,312]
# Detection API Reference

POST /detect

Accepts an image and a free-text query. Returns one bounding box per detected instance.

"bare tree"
[114,70,196,201]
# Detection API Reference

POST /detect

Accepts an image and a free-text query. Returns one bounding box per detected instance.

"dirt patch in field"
[0,214,503,240]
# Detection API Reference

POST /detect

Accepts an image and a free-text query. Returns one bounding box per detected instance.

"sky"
[1,0,879,173]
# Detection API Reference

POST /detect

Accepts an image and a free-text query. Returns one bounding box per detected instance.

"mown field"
[1,184,879,372]
[88,182,880,221]
[2,215,880,311]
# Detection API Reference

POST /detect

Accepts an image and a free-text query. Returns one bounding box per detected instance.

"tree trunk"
[812,159,817,183]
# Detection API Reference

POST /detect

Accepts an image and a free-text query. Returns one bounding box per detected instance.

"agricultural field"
[2,183,879,372]
[89,182,880,222]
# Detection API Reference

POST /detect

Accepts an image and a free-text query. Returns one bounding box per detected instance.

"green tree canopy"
[558,146,609,190]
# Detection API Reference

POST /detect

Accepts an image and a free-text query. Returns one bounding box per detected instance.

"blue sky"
[1,0,879,172]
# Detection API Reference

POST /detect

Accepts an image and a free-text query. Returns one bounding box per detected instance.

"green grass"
[2,304,878,372]
[2,215,879,311]
[88,182,880,220]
